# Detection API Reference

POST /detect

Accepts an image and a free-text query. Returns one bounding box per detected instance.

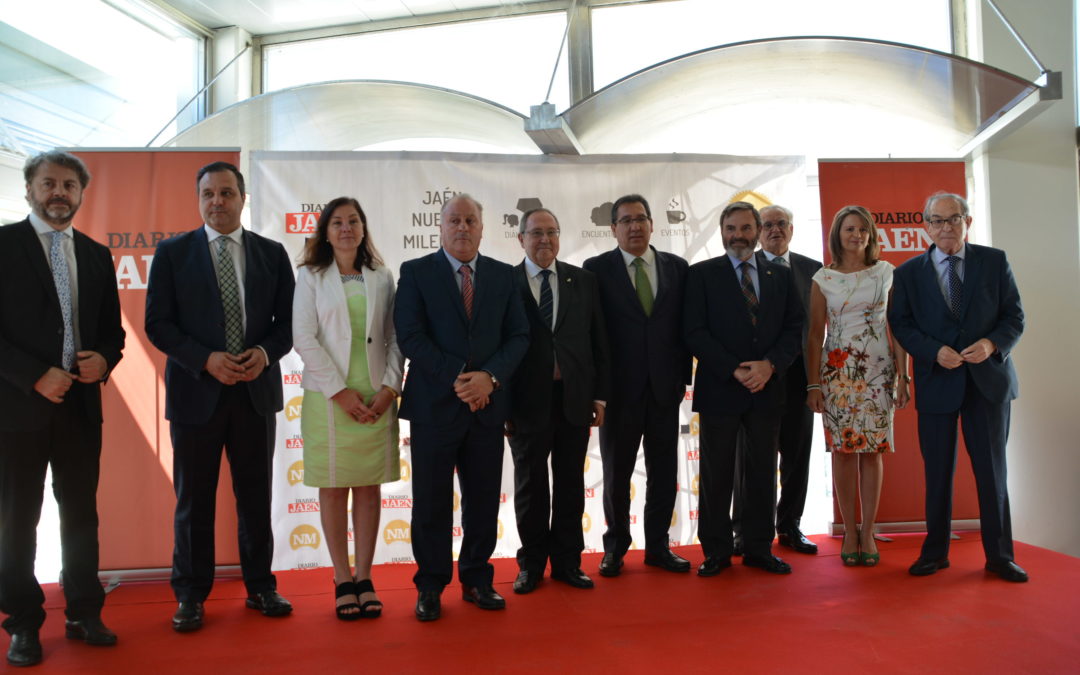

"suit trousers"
[599,394,679,556]
[509,383,590,573]
[733,362,813,535]
[917,371,1014,563]
[170,384,277,602]
[410,414,504,592]
[698,409,781,559]
[0,388,104,633]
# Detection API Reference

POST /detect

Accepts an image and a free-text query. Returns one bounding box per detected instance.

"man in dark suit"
[685,201,803,576]
[145,161,296,632]
[0,151,125,667]
[733,205,822,556]
[507,208,610,595]
[395,194,529,621]
[583,194,692,577]
[889,192,1027,582]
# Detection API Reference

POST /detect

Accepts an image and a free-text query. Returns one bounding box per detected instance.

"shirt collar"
[728,251,757,269]
[762,250,788,264]
[204,224,244,246]
[524,256,556,279]
[931,244,966,264]
[619,246,655,268]
[29,212,73,238]
[442,247,477,273]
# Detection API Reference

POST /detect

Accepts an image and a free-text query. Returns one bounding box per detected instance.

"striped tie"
[216,237,244,354]
[740,260,758,326]
[460,264,474,320]
[538,269,554,329]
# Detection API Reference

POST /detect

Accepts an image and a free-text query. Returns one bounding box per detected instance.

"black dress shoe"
[644,548,691,573]
[513,569,542,594]
[697,556,732,577]
[777,527,818,554]
[742,554,792,574]
[598,552,623,578]
[172,601,204,632]
[462,585,505,610]
[909,558,950,576]
[732,536,744,557]
[985,560,1029,582]
[246,590,293,617]
[65,617,118,646]
[6,630,42,667]
[551,567,594,589]
[415,590,441,621]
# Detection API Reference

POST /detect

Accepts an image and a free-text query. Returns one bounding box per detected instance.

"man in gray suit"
[733,205,822,556]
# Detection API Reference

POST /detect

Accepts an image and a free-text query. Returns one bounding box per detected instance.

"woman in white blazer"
[293,196,403,620]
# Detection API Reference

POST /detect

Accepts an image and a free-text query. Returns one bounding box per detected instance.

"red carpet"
[16,533,1080,673]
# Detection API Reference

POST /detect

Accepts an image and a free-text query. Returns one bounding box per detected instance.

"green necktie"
[633,257,654,316]
[216,237,244,354]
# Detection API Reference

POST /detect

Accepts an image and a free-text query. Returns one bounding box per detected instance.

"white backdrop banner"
[249,151,805,572]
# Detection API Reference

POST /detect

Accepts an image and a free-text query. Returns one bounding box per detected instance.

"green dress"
[302,277,400,487]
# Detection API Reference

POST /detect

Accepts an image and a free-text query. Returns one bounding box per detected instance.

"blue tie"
[946,255,962,318]
[539,269,554,329]
[50,231,75,370]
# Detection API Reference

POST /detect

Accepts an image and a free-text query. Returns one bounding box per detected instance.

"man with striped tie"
[506,208,610,595]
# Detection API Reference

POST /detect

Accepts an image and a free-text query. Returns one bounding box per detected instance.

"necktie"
[50,231,75,370]
[946,255,962,318]
[460,264,474,320]
[741,260,758,326]
[538,269,554,329]
[632,257,653,316]
[774,256,789,267]
[216,237,244,354]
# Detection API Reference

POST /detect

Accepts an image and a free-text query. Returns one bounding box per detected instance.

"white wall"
[973,0,1080,557]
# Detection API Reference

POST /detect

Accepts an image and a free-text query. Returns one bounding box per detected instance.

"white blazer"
[292,263,404,398]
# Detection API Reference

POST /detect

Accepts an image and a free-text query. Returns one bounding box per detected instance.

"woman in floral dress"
[806,205,909,566]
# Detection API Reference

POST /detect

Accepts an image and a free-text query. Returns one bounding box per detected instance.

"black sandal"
[355,579,382,618]
[334,581,361,621]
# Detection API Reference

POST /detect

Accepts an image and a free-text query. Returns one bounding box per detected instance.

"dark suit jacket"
[582,246,691,411]
[509,260,610,432]
[0,219,125,431]
[888,243,1023,414]
[145,226,295,425]
[684,251,803,416]
[395,250,529,428]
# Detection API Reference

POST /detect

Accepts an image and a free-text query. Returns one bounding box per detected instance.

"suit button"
[367,337,372,343]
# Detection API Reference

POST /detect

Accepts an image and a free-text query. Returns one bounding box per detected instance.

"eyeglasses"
[928,214,966,229]
[762,219,789,229]
[616,215,651,226]
[524,228,560,239]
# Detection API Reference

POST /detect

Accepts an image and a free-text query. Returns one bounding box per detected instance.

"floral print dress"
[813,261,897,454]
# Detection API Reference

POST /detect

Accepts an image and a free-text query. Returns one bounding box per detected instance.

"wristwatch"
[485,371,500,390]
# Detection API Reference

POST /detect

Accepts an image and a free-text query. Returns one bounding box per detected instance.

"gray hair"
[924,192,969,220]
[760,204,793,223]
[519,207,559,234]
[24,151,91,189]
[442,193,484,217]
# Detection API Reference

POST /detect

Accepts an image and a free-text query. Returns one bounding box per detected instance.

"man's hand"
[737,360,773,393]
[75,351,108,383]
[936,345,964,370]
[34,367,76,403]
[236,348,267,381]
[205,351,246,385]
[454,371,495,411]
[591,402,605,427]
[961,338,996,364]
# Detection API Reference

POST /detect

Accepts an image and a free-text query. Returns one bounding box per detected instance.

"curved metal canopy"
[560,37,1047,158]
[164,80,537,154]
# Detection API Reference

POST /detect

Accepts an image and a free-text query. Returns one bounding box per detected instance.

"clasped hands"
[734,360,773,394]
[205,349,266,385]
[332,387,395,423]
[936,338,995,369]
[33,351,109,403]
[454,371,494,412]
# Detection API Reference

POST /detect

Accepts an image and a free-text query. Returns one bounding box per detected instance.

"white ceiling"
[157,0,557,36]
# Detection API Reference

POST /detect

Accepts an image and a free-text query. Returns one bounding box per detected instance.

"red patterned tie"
[460,264,474,320]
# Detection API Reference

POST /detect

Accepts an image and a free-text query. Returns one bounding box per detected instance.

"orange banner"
[817,160,978,526]
[75,149,240,571]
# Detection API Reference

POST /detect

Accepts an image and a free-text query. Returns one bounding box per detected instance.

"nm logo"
[287,460,304,486]
[383,519,411,545]
[289,524,320,550]
[582,512,592,533]
[285,396,303,421]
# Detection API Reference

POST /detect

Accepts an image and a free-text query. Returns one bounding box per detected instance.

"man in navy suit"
[0,151,125,666]
[507,208,610,595]
[395,194,529,621]
[889,192,1027,582]
[146,162,296,632]
[684,201,803,576]
[583,194,692,577]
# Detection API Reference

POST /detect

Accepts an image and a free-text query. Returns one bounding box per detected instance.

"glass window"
[592,0,952,90]
[263,12,570,115]
[0,0,204,153]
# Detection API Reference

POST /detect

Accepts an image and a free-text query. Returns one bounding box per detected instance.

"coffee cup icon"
[666,210,686,224]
